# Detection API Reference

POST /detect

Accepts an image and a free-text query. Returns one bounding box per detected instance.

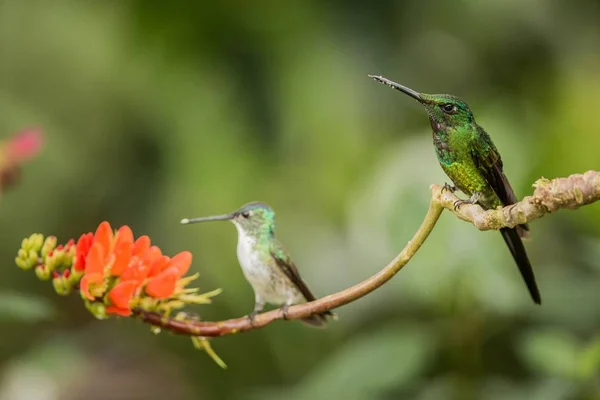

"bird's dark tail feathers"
[500,227,541,304]
[300,310,335,328]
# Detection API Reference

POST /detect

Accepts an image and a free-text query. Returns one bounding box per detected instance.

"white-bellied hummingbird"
[181,201,333,326]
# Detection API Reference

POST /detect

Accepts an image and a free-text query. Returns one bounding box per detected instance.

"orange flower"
[80,241,106,300]
[147,255,171,277]
[133,235,150,256]
[170,251,193,277]
[146,267,179,299]
[75,221,194,316]
[93,221,112,260]
[120,256,152,283]
[73,233,93,271]
[146,252,193,298]
[110,226,133,276]
[107,280,139,316]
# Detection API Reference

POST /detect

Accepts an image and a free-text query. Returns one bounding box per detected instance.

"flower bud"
[35,264,51,281]
[69,267,84,283]
[52,275,72,296]
[41,236,57,259]
[31,234,44,252]
[27,250,38,266]
[15,257,28,270]
[84,300,107,320]
[16,249,32,270]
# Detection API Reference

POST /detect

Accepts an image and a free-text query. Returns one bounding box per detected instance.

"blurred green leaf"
[518,329,580,379]
[253,324,434,400]
[483,376,578,400]
[1,0,600,398]
[0,291,55,323]
[576,335,600,381]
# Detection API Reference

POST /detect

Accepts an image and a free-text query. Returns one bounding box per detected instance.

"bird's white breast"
[236,230,263,278]
[234,227,303,305]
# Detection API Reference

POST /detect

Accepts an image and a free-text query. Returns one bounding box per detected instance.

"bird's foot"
[453,199,467,211]
[441,182,457,193]
[279,304,290,320]
[453,192,482,211]
[247,311,259,325]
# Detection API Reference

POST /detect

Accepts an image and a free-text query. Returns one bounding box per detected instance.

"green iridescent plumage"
[371,75,541,305]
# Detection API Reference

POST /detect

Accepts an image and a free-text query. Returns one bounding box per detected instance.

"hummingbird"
[181,201,333,327]
[369,75,541,305]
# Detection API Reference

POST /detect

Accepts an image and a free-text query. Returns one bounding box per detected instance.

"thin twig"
[134,198,444,337]
[135,170,600,337]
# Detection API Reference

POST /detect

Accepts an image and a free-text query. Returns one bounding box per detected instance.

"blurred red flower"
[0,128,44,192]
[3,128,44,162]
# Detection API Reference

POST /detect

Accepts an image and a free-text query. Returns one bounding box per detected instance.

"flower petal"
[116,225,134,246]
[132,235,150,256]
[74,253,86,272]
[74,232,93,271]
[141,245,163,267]
[85,241,105,275]
[110,226,134,276]
[169,251,193,277]
[80,272,103,300]
[120,257,151,283]
[145,267,178,299]
[80,275,92,300]
[94,221,112,259]
[106,306,132,317]
[108,280,139,310]
[148,255,171,277]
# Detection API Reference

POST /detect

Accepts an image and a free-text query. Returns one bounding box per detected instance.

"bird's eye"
[441,103,457,114]
[241,211,250,218]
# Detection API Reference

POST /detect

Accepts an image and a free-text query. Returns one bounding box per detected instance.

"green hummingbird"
[181,201,333,327]
[370,75,541,305]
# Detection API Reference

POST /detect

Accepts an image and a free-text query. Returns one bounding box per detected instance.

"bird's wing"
[470,127,529,234]
[269,239,317,302]
[470,127,518,206]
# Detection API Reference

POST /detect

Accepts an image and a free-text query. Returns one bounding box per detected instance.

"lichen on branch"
[432,170,600,231]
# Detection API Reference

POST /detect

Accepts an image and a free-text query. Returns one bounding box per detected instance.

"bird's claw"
[442,182,457,193]
[279,304,290,320]
[453,192,481,211]
[247,311,258,325]
[453,199,469,211]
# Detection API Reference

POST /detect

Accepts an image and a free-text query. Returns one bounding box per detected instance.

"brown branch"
[135,170,600,338]
[433,170,600,231]
[134,198,444,337]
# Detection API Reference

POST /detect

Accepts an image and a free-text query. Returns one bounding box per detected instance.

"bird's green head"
[369,75,475,131]
[181,201,276,237]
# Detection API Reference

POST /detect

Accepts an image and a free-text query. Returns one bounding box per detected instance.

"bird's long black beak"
[368,75,422,102]
[180,213,235,225]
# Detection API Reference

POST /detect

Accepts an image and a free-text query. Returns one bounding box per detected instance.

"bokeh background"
[1,1,600,399]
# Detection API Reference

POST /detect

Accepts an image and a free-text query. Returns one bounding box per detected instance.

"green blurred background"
[1,1,600,399]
